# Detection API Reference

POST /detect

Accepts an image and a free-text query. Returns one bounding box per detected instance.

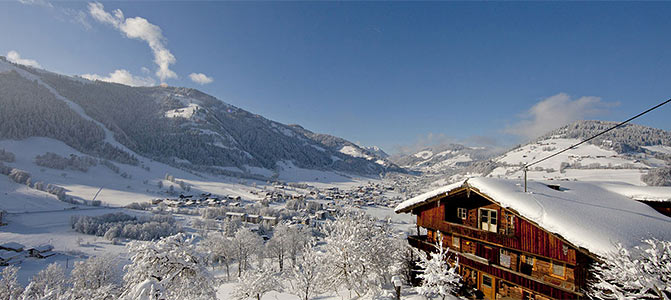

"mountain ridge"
[393,120,671,187]
[0,57,397,178]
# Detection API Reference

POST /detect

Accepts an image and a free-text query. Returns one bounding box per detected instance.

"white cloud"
[81,69,156,87]
[505,93,617,140]
[189,73,214,85]
[18,0,53,8]
[394,132,458,155]
[18,0,91,30]
[88,2,177,83]
[6,50,42,68]
[65,8,92,30]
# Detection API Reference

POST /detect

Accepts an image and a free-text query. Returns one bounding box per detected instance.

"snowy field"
[0,137,381,212]
[0,207,135,284]
[488,138,656,185]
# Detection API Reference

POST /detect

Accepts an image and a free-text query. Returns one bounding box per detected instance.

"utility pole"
[523,166,528,193]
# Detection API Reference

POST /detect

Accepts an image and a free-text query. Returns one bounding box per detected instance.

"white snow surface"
[339,145,369,159]
[487,137,661,185]
[0,137,265,208]
[414,150,433,159]
[643,145,671,155]
[596,182,671,202]
[164,103,201,119]
[394,181,465,214]
[396,177,671,256]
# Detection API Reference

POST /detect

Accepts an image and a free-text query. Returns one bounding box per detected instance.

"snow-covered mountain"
[0,57,396,178]
[391,144,500,175]
[393,120,671,188]
[465,121,671,186]
[362,146,389,159]
[287,124,400,171]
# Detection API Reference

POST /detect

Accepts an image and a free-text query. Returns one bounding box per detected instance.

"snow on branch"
[589,238,671,300]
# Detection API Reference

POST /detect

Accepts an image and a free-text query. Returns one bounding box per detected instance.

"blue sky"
[2,1,671,154]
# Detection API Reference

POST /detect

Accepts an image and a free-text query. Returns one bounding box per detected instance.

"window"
[457,208,467,220]
[527,256,535,269]
[482,274,492,288]
[479,208,498,232]
[500,249,511,268]
[521,255,534,276]
[452,236,460,250]
[505,214,515,235]
[551,262,566,278]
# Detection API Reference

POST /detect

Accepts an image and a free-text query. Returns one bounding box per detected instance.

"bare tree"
[589,239,671,300]
[233,227,263,277]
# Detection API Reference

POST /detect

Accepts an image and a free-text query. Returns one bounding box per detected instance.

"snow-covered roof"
[30,245,54,253]
[0,250,23,260]
[395,177,671,256]
[595,182,671,202]
[0,242,25,251]
[394,181,464,213]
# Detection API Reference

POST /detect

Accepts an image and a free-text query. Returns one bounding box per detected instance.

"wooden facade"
[406,187,593,300]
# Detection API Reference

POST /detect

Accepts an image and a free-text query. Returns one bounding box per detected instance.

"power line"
[521,97,671,191]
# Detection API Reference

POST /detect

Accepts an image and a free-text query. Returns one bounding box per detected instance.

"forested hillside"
[0,57,395,177]
[0,71,137,164]
[539,120,671,154]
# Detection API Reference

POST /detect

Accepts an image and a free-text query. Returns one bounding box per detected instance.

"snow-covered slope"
[287,124,401,171]
[0,174,74,213]
[362,146,389,159]
[0,137,265,210]
[488,138,653,185]
[398,121,671,187]
[0,57,399,178]
[484,121,671,185]
[392,144,498,175]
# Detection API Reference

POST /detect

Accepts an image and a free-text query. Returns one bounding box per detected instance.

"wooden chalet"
[395,177,671,300]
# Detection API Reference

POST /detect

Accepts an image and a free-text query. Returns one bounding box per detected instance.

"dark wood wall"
[414,193,578,265]
[412,190,597,297]
[458,256,581,300]
[638,200,671,217]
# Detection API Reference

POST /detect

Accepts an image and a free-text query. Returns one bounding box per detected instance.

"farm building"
[0,242,25,252]
[0,249,23,265]
[28,245,55,258]
[395,177,671,300]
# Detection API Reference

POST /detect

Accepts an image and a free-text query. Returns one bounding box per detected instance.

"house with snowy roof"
[395,177,671,300]
[0,242,25,252]
[28,245,55,259]
[0,250,23,265]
